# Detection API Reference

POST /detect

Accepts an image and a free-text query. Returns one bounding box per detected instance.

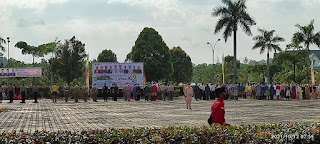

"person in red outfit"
[150,84,158,101]
[211,87,230,126]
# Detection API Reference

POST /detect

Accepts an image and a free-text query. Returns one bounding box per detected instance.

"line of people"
[122,83,175,102]
[225,83,320,100]
[0,83,40,103]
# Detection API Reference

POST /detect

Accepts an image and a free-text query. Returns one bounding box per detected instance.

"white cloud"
[0,0,69,10]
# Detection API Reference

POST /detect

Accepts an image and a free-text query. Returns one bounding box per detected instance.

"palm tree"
[0,36,6,55]
[292,20,320,83]
[212,0,256,84]
[252,28,285,84]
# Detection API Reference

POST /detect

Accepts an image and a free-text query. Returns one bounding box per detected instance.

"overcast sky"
[1,0,320,65]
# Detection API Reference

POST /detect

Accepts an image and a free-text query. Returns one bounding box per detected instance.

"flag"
[311,59,314,84]
[222,54,225,84]
[85,56,89,87]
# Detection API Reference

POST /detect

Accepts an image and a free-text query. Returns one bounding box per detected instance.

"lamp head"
[207,42,210,44]
[218,39,221,41]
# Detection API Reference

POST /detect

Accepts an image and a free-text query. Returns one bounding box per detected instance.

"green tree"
[53,36,87,83]
[97,49,117,62]
[224,55,240,83]
[272,51,306,83]
[292,20,320,82]
[15,41,57,66]
[0,36,6,56]
[126,27,173,82]
[169,46,193,83]
[252,28,285,84]
[212,0,256,84]
[192,63,213,84]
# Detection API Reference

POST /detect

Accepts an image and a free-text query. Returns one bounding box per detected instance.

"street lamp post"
[7,37,10,87]
[207,39,220,83]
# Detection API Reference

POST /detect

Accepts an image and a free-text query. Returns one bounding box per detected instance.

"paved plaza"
[0,97,320,132]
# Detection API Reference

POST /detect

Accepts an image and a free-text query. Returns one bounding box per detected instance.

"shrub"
[0,123,319,143]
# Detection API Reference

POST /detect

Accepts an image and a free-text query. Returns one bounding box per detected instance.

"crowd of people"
[191,83,320,101]
[0,82,177,103]
[2,82,320,104]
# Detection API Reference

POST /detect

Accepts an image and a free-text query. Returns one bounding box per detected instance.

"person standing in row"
[103,83,109,102]
[245,84,251,100]
[160,84,166,101]
[184,83,194,109]
[0,84,3,103]
[136,84,142,101]
[51,84,58,103]
[150,84,157,101]
[32,84,39,103]
[64,84,70,102]
[110,83,116,101]
[144,84,150,101]
[200,83,205,100]
[210,84,216,100]
[205,84,210,100]
[168,84,174,101]
[8,83,15,103]
[193,84,200,101]
[270,84,275,100]
[92,84,98,102]
[124,83,132,101]
[112,83,119,101]
[73,84,80,103]
[82,85,88,102]
[20,84,27,103]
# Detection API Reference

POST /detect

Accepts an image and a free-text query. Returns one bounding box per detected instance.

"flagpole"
[222,54,225,84]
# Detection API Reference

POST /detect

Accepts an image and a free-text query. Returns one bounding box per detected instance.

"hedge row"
[0,123,319,143]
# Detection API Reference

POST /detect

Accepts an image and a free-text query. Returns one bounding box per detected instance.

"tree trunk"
[307,44,310,83]
[233,30,237,84]
[267,52,270,84]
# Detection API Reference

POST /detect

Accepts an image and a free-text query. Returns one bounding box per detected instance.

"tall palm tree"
[293,20,320,83]
[212,0,256,84]
[252,28,285,84]
[0,36,6,56]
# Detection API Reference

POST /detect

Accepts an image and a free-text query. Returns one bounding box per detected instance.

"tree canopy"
[169,46,193,83]
[127,27,173,82]
[53,36,87,83]
[97,49,117,62]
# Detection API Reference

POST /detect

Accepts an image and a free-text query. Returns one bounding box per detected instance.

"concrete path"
[0,97,319,132]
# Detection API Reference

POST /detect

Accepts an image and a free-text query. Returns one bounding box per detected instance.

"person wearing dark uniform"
[73,84,80,103]
[111,83,119,101]
[0,84,3,103]
[205,84,210,100]
[20,84,27,103]
[136,84,142,101]
[193,85,200,101]
[8,84,15,103]
[64,84,69,102]
[32,84,39,103]
[92,84,98,102]
[103,83,109,102]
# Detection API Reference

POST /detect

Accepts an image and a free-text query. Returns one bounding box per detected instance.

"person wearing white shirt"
[210,84,216,100]
[199,83,205,100]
